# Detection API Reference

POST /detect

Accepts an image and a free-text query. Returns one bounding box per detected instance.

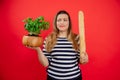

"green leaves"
[23,16,50,36]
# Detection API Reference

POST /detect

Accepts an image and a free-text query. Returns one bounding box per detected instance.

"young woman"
[31,10,88,80]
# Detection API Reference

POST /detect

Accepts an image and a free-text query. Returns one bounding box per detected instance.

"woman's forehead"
[57,14,68,18]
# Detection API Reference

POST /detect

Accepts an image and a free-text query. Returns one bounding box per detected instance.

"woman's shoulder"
[44,32,56,41]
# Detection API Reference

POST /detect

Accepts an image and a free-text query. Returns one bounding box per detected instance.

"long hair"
[45,10,79,52]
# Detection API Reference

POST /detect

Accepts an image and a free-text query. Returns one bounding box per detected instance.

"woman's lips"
[59,26,64,27]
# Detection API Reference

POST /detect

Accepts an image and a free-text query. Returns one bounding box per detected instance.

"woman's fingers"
[25,45,40,50]
[80,52,89,64]
[26,45,32,49]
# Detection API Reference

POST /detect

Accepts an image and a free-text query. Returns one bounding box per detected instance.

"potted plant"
[22,16,50,47]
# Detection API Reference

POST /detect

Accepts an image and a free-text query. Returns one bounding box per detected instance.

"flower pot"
[22,35,43,47]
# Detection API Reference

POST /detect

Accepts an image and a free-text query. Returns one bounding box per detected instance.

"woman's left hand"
[80,52,89,64]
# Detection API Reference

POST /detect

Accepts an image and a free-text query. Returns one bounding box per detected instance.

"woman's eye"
[64,19,68,21]
[57,19,61,22]
[64,20,67,21]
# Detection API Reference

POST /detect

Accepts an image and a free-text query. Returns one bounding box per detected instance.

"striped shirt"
[43,37,81,80]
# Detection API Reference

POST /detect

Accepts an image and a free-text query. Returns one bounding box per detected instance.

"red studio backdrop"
[0,0,120,80]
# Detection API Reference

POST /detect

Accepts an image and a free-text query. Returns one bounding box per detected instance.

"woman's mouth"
[59,26,64,28]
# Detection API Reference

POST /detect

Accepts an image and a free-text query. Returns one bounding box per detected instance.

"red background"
[0,0,120,80]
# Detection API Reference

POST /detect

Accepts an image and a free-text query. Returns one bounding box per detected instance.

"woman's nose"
[60,20,64,24]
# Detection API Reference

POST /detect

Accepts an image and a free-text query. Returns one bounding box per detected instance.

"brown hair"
[45,10,79,52]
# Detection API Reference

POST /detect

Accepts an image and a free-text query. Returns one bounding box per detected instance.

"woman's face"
[56,14,69,32]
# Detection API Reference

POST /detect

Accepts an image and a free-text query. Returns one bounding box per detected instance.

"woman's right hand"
[26,46,41,51]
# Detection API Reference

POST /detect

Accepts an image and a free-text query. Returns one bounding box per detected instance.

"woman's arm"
[76,35,89,64]
[33,47,49,67]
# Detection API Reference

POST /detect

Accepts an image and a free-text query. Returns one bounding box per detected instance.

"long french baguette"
[79,11,86,53]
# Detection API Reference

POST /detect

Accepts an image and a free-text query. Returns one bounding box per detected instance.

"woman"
[31,10,88,80]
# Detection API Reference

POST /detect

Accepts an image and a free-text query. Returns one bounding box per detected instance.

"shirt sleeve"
[75,34,80,61]
[42,38,52,63]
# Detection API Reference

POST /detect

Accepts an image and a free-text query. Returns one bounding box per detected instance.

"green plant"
[23,16,50,36]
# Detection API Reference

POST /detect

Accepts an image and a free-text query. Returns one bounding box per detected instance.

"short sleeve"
[75,34,80,61]
[42,38,52,63]
[75,34,80,45]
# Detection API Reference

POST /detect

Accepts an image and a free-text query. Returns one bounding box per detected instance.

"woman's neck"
[58,31,67,38]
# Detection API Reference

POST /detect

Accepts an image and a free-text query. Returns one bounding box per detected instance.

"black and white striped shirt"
[43,37,81,80]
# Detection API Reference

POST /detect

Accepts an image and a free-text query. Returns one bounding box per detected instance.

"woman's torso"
[43,37,81,80]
